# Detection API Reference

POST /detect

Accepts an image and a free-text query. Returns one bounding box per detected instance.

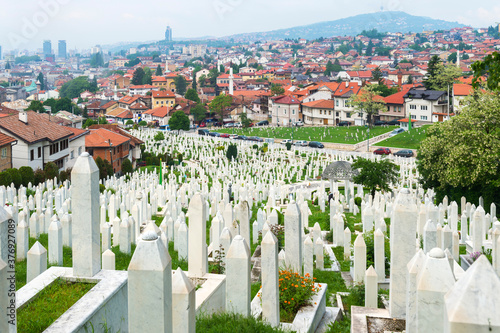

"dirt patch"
[367,316,405,333]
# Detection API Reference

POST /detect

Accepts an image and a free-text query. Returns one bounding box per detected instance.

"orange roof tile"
[302,99,335,109]
[85,128,130,148]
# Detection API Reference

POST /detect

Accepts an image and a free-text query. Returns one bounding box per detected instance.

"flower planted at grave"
[276,269,318,323]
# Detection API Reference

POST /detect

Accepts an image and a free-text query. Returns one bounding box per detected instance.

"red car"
[373,148,391,155]
[220,133,230,138]
[199,122,206,128]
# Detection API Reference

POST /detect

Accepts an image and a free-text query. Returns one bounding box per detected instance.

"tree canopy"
[169,110,190,132]
[352,157,399,197]
[417,91,500,209]
[423,61,462,91]
[349,85,386,126]
[59,77,96,99]
[132,68,145,85]
[472,51,500,91]
[270,84,285,96]
[185,88,200,103]
[209,94,233,121]
[174,75,187,95]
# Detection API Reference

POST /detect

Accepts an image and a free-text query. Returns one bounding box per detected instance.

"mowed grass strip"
[216,126,396,144]
[17,278,96,333]
[374,125,431,149]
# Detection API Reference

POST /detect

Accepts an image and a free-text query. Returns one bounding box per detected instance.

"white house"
[403,89,448,124]
[271,95,301,126]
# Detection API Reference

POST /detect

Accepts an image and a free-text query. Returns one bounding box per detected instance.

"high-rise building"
[165,26,173,42]
[43,40,52,57]
[58,40,67,59]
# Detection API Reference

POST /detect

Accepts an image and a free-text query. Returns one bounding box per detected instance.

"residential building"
[403,89,448,124]
[271,95,301,126]
[0,132,17,172]
[152,90,176,108]
[302,99,335,125]
[142,106,170,126]
[66,127,89,169]
[381,89,410,122]
[453,83,473,113]
[128,84,156,96]
[85,128,131,175]
[333,81,362,125]
[0,111,73,170]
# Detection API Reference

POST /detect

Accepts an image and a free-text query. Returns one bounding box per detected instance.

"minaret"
[456,49,460,68]
[165,59,169,73]
[229,68,234,96]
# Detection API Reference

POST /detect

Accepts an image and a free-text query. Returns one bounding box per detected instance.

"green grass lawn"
[374,125,431,149]
[216,126,397,144]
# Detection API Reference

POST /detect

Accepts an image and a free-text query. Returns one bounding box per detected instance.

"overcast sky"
[1,0,499,52]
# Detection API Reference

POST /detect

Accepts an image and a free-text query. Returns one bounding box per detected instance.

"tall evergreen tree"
[132,67,145,85]
[424,55,442,89]
[366,40,374,56]
[155,64,163,76]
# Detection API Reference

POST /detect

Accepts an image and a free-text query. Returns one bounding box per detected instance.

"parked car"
[190,124,196,130]
[373,147,391,155]
[137,161,147,167]
[256,120,269,126]
[199,122,207,127]
[229,134,238,139]
[281,139,293,145]
[393,149,414,157]
[198,129,209,136]
[220,133,230,138]
[308,141,324,148]
[338,121,351,127]
[236,135,248,140]
[249,136,263,142]
[374,120,387,126]
[234,122,242,128]
[224,122,236,128]
[389,128,405,137]
[209,132,220,137]
[294,121,304,127]
[294,140,308,146]
[386,119,400,126]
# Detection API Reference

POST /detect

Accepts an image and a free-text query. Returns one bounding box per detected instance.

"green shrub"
[59,169,71,182]
[33,168,45,186]
[19,166,35,187]
[99,184,106,193]
[44,162,59,181]
[196,312,286,333]
[178,153,183,163]
[253,144,258,149]
[286,142,292,150]
[226,144,238,162]
[278,269,318,323]
[5,168,22,188]
[121,159,133,174]
[295,150,299,155]
[0,171,12,187]
[154,132,165,141]
[363,231,391,277]
[354,197,362,207]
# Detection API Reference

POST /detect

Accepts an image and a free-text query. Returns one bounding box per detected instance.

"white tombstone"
[365,266,378,308]
[119,218,131,254]
[101,222,112,252]
[389,188,418,318]
[102,249,115,270]
[314,238,324,270]
[284,201,302,274]
[72,153,101,277]
[226,235,251,315]
[416,248,456,333]
[187,193,207,277]
[27,241,47,283]
[172,268,196,333]
[261,231,280,327]
[423,220,437,254]
[405,250,426,333]
[343,227,351,261]
[374,228,385,282]
[178,222,189,260]
[353,234,366,284]
[236,200,250,248]
[48,219,63,266]
[17,218,29,261]
[304,236,314,279]
[128,231,172,333]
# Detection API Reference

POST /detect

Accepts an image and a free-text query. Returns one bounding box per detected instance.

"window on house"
[411,115,416,119]
[30,149,34,161]
[38,147,41,158]
[358,113,363,117]
[78,147,82,156]
[421,105,428,111]
[336,100,339,107]
[319,110,322,115]
[346,112,351,118]
[71,151,74,159]
[336,112,339,116]
[410,105,417,110]
[421,116,428,120]
[1,148,6,159]
[292,110,295,115]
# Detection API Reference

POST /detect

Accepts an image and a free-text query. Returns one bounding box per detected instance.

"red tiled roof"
[85,128,130,148]
[302,99,335,109]
[0,132,16,146]
[152,90,175,98]
[144,106,170,118]
[453,83,473,96]
[384,88,411,105]
[66,127,89,141]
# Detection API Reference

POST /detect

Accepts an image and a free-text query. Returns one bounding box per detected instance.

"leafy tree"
[370,84,398,97]
[366,40,374,56]
[26,100,46,113]
[240,112,251,128]
[59,77,92,99]
[207,68,219,86]
[0,172,12,187]
[174,75,187,95]
[33,168,45,186]
[5,168,22,188]
[14,55,41,64]
[371,67,384,84]
[352,157,399,197]
[209,94,233,121]
[168,110,190,132]
[417,90,500,210]
[472,51,500,91]
[406,75,414,84]
[90,52,104,68]
[185,88,200,103]
[349,85,386,127]
[37,73,45,90]
[121,158,133,174]
[424,63,462,91]
[155,64,163,76]
[44,162,59,181]
[90,77,98,92]
[226,143,238,162]
[332,59,342,72]
[132,68,145,85]
[83,106,88,118]
[191,104,207,123]
[199,74,207,87]
[98,117,108,124]
[324,61,335,76]
[19,166,35,187]
[126,119,134,126]
[125,58,141,67]
[154,132,165,141]
[138,120,147,127]
[270,84,285,96]
[83,118,97,129]
[448,52,458,64]
[95,157,108,180]
[143,67,152,85]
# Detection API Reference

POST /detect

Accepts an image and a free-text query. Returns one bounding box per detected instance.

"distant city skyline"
[0,0,499,52]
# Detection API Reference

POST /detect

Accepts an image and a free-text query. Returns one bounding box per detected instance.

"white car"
[281,139,293,145]
[294,121,304,127]
[229,134,238,139]
[294,140,308,146]
[389,128,405,137]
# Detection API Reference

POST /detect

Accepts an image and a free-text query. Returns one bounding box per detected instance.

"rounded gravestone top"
[142,230,158,241]
[400,188,411,194]
[429,248,445,259]
[233,235,244,241]
[81,152,90,157]
[322,161,358,181]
